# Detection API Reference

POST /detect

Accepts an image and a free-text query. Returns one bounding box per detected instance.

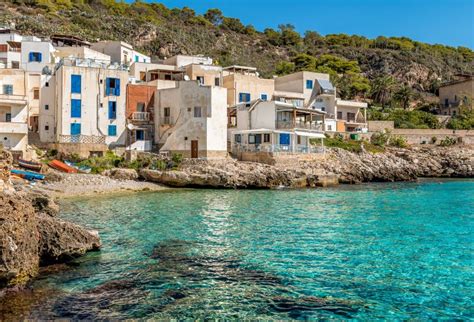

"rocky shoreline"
[140,146,474,188]
[0,150,101,289]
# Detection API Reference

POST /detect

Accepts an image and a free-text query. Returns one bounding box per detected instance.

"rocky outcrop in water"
[0,151,101,288]
[141,146,473,188]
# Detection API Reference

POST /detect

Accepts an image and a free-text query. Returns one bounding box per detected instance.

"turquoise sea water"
[1,180,473,319]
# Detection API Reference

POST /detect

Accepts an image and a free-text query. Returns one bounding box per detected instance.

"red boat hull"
[48,160,78,173]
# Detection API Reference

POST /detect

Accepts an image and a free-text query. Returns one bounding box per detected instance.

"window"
[197,76,204,85]
[327,125,332,131]
[45,104,49,110]
[33,89,39,100]
[306,80,313,89]
[164,107,170,117]
[5,113,11,122]
[297,136,301,145]
[71,99,81,118]
[28,52,42,62]
[11,61,19,69]
[136,102,145,112]
[337,111,343,119]
[45,125,49,131]
[235,134,241,143]
[321,107,326,112]
[347,112,356,122]
[108,125,117,136]
[264,133,270,143]
[71,74,81,94]
[261,93,268,101]
[135,55,139,63]
[106,78,120,96]
[164,74,172,80]
[194,106,202,118]
[108,101,117,119]
[136,130,145,141]
[248,134,255,144]
[239,93,251,103]
[3,84,13,95]
[45,82,49,87]
[70,123,81,135]
[444,98,449,107]
[214,77,220,86]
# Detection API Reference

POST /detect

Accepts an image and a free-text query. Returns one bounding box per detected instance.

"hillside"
[1,0,473,105]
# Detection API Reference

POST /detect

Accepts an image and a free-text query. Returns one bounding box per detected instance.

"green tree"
[393,85,413,109]
[221,17,245,33]
[303,30,323,47]
[292,53,316,71]
[264,28,281,46]
[278,24,301,46]
[370,75,397,107]
[204,8,223,26]
[275,61,295,75]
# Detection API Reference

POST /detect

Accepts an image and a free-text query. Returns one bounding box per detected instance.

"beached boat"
[48,160,78,173]
[64,160,92,174]
[18,158,43,172]
[11,169,45,181]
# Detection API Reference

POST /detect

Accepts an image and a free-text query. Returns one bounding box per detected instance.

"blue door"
[280,133,290,145]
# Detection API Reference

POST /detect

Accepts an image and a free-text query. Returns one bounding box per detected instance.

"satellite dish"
[184,75,190,81]
[127,123,135,130]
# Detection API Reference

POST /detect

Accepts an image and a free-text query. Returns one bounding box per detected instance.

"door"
[191,140,198,159]
[280,133,290,145]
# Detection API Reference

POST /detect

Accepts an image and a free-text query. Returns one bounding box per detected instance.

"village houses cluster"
[0,28,371,160]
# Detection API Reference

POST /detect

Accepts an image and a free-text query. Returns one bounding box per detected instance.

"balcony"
[0,94,27,105]
[161,116,174,125]
[59,135,106,144]
[0,122,28,134]
[276,120,323,131]
[130,112,151,121]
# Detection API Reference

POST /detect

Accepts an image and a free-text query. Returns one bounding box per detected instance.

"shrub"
[171,153,183,164]
[431,137,438,144]
[389,135,408,148]
[371,131,390,147]
[439,137,456,147]
[153,159,167,170]
[77,150,124,174]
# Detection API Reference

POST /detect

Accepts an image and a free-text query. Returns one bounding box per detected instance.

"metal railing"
[59,135,106,144]
[131,112,150,121]
[162,116,173,125]
[232,143,325,154]
[276,121,323,131]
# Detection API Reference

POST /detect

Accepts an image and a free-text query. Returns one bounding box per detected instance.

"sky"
[139,0,474,49]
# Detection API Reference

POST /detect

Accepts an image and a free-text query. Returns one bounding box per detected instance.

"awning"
[294,131,325,139]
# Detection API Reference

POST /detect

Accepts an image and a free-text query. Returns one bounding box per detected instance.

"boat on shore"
[65,160,92,174]
[11,169,45,181]
[48,160,78,173]
[18,158,43,172]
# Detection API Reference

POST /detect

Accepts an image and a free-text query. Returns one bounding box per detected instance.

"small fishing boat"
[64,160,92,174]
[11,169,45,181]
[48,159,78,173]
[18,158,43,172]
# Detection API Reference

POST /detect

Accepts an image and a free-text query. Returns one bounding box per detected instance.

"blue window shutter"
[239,93,243,103]
[108,125,117,136]
[108,101,116,119]
[246,93,251,102]
[280,133,290,145]
[105,78,110,96]
[71,75,81,94]
[115,79,120,96]
[71,123,81,135]
[38,52,42,62]
[71,99,81,118]
[28,52,33,62]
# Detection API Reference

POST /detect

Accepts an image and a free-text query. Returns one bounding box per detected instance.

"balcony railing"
[131,112,150,121]
[161,116,174,125]
[59,135,106,144]
[0,93,27,104]
[0,122,28,134]
[276,121,323,131]
[232,143,325,154]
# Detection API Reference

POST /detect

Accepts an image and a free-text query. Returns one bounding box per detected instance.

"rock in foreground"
[0,192,101,288]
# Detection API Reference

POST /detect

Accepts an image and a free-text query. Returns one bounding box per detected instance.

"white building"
[154,81,228,159]
[91,41,150,66]
[39,58,129,148]
[0,69,29,155]
[163,55,213,68]
[230,100,325,154]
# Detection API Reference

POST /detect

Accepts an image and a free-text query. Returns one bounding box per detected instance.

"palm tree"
[393,85,413,110]
[370,75,397,107]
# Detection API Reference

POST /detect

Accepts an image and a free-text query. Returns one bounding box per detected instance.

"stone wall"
[391,129,474,145]
[238,151,326,166]
[42,143,108,159]
[368,121,395,132]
